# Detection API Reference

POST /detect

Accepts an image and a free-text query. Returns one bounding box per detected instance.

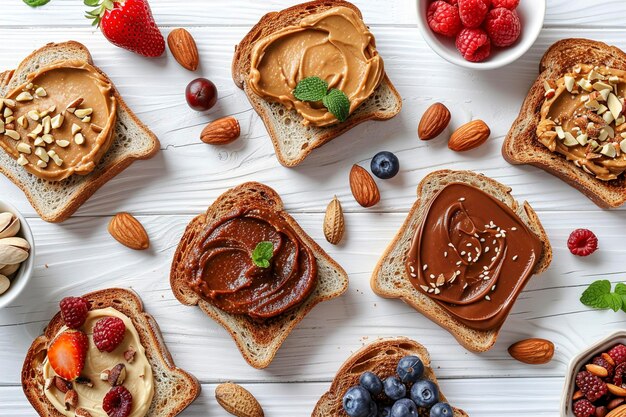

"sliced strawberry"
[47,330,88,381]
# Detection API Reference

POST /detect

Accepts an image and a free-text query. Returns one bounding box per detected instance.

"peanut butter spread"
[248,6,384,127]
[42,308,154,417]
[537,64,626,181]
[0,60,116,181]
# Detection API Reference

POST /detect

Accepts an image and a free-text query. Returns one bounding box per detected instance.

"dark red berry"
[609,344,626,365]
[567,229,598,256]
[614,362,626,386]
[59,297,90,329]
[592,356,615,379]
[576,371,608,402]
[573,399,595,417]
[103,386,133,417]
[185,78,218,111]
[92,317,126,353]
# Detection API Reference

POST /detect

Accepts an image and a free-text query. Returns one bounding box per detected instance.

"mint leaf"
[251,241,274,268]
[322,89,350,122]
[23,0,50,6]
[581,280,613,308]
[293,77,328,102]
[616,283,626,312]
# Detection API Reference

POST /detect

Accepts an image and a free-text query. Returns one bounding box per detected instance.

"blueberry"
[360,372,383,395]
[410,380,439,408]
[430,402,453,417]
[343,386,373,417]
[390,398,418,417]
[366,401,378,417]
[379,406,392,417]
[383,376,406,400]
[396,356,424,383]
[371,151,400,179]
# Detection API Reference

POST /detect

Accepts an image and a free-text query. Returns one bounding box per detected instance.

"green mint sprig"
[23,0,50,7]
[251,241,274,268]
[293,77,351,122]
[580,280,626,312]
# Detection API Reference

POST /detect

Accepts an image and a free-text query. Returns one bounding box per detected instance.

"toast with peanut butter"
[371,170,552,352]
[170,182,349,369]
[0,41,159,222]
[21,288,200,417]
[503,38,626,208]
[232,0,402,167]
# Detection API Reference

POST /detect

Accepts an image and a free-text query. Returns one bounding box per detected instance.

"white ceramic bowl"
[416,0,546,70]
[561,330,626,416]
[0,200,35,308]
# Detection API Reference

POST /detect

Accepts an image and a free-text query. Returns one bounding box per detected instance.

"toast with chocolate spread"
[503,38,626,208]
[0,41,159,222]
[232,0,402,167]
[170,182,349,369]
[21,288,200,417]
[371,170,552,352]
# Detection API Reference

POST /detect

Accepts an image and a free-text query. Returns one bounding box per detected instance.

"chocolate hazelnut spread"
[406,183,542,331]
[184,208,317,320]
[248,6,384,127]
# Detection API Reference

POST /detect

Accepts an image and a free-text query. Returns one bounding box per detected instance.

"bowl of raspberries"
[562,331,626,417]
[418,0,545,69]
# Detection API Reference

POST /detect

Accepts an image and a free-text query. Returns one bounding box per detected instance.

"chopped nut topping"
[15,91,33,102]
[4,130,19,140]
[16,143,31,154]
[107,363,127,386]
[35,87,47,97]
[74,108,93,119]
[64,389,78,411]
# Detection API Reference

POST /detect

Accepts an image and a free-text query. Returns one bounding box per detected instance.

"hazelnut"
[54,376,72,394]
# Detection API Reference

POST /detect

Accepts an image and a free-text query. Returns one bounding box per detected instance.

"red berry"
[186,78,218,111]
[613,362,626,386]
[444,0,459,4]
[92,317,126,353]
[573,399,595,417]
[491,0,519,9]
[592,356,615,378]
[575,371,608,403]
[609,344,626,365]
[458,0,488,28]
[47,330,88,381]
[567,229,599,257]
[59,297,90,329]
[485,7,521,47]
[455,28,491,62]
[427,1,462,37]
[103,386,133,417]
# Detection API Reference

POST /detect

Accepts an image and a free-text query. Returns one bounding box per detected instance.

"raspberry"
[575,371,608,402]
[103,386,133,417]
[458,0,488,28]
[455,28,491,62]
[92,317,126,353]
[573,399,595,417]
[491,0,519,9]
[427,1,462,37]
[609,344,626,365]
[485,7,521,47]
[592,356,615,378]
[614,362,626,386]
[567,229,598,256]
[59,297,90,329]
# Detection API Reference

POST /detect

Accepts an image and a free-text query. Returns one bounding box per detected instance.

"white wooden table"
[1,0,626,415]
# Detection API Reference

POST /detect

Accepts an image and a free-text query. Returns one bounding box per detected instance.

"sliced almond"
[36,160,47,169]
[33,137,45,147]
[4,130,19,140]
[16,143,31,154]
[42,134,54,144]
[42,116,51,134]
[71,123,82,135]
[27,110,40,121]
[35,147,49,163]
[50,114,64,129]
[15,91,33,102]
[17,115,28,129]
[564,75,576,92]
[3,107,12,118]
[74,132,85,145]
[82,116,91,123]
[16,154,28,166]
[609,93,623,120]
[74,108,92,118]
[30,123,43,136]
[56,139,70,148]
[35,87,47,97]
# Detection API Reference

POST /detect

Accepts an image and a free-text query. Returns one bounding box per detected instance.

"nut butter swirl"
[248,6,384,127]
[184,208,317,320]
[406,183,542,331]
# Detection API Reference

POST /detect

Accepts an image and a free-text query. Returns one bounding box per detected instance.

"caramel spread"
[0,60,116,181]
[406,183,542,331]
[42,308,154,417]
[248,6,384,127]
[183,208,317,320]
[537,64,626,181]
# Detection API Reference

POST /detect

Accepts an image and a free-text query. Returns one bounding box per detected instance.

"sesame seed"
[480,238,486,242]
[430,282,437,288]
[430,274,435,279]
[444,252,448,257]
[460,251,466,256]
[456,261,462,266]
[491,256,497,262]
[483,266,489,270]
[512,255,518,261]
[448,243,455,248]
[434,288,441,295]
[463,283,469,289]
[485,247,490,253]
[459,197,466,201]
[410,265,415,273]
[485,295,491,301]
[428,288,435,293]
[456,270,461,275]
[410,273,416,278]
[511,227,517,231]
[466,243,472,247]
[422,264,428,271]
[491,285,496,291]
[420,285,429,292]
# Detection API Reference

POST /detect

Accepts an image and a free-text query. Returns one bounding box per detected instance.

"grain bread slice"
[0,41,160,222]
[170,182,349,369]
[232,0,402,167]
[312,337,468,417]
[503,38,626,208]
[21,288,200,417]
[371,170,552,352]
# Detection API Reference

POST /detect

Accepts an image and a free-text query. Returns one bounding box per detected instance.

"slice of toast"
[232,0,402,167]
[371,170,552,352]
[312,337,468,417]
[21,288,200,417]
[503,38,626,208]
[170,182,349,369]
[0,41,160,222]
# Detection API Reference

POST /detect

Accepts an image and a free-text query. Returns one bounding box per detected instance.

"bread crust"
[503,38,626,208]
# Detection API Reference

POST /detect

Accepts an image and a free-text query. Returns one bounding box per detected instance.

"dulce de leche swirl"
[406,183,542,331]
[184,208,317,320]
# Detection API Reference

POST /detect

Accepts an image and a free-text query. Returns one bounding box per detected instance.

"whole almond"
[215,382,264,417]
[448,119,490,152]
[323,196,345,245]
[418,102,451,140]
[587,363,609,378]
[201,116,240,145]
[349,165,380,208]
[507,338,554,365]
[608,384,626,397]
[167,28,199,71]
[108,213,149,250]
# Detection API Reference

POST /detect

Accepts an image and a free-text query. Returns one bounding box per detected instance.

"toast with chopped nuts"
[0,41,159,222]
[21,288,200,417]
[170,182,349,369]
[312,338,468,417]
[503,38,626,208]
[371,170,552,352]
[232,0,402,167]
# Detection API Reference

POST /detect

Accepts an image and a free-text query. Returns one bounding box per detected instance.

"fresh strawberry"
[85,0,165,57]
[47,330,88,381]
